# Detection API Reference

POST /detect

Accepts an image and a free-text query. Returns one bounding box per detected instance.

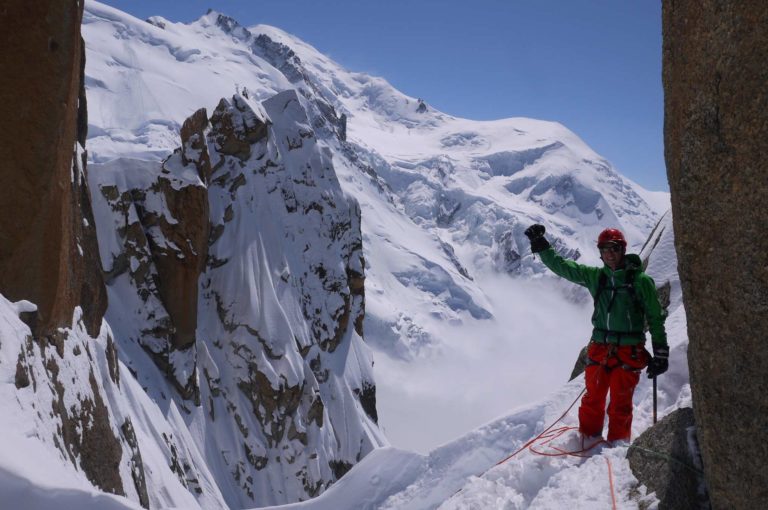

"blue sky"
[97,1,667,191]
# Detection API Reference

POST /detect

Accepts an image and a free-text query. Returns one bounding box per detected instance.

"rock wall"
[0,0,106,337]
[662,2,768,508]
[0,2,148,503]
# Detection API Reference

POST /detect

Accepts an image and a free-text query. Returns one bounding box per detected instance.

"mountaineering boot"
[580,432,605,452]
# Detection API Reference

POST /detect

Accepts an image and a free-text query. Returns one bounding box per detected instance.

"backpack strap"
[592,269,644,326]
[594,269,643,309]
[591,273,608,325]
[593,272,608,305]
[624,269,644,313]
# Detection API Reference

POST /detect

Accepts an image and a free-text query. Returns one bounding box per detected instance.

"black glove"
[647,344,669,378]
[524,224,550,253]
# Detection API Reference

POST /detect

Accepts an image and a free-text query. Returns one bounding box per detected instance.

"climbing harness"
[585,342,646,373]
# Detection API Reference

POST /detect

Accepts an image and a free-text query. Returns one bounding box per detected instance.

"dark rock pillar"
[152,109,211,397]
[1,1,127,500]
[663,2,768,508]
[0,0,106,336]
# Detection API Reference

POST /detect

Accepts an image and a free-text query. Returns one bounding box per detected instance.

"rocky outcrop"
[207,12,347,142]
[569,346,588,381]
[151,175,210,353]
[9,306,150,506]
[627,408,709,509]
[93,154,209,400]
[153,113,212,365]
[88,91,384,507]
[0,0,106,337]
[663,2,768,508]
[193,91,382,505]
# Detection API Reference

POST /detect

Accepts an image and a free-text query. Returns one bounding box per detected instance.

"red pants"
[579,343,649,441]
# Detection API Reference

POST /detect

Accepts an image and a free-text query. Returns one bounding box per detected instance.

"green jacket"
[539,247,667,347]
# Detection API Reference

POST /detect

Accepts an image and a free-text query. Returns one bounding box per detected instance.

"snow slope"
[259,208,688,510]
[0,295,224,509]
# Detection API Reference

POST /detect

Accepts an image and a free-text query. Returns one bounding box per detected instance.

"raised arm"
[524,224,598,289]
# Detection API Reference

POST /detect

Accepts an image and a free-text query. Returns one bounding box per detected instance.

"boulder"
[627,407,709,509]
[663,2,768,508]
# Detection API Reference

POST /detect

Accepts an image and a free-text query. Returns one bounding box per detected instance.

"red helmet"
[597,228,627,247]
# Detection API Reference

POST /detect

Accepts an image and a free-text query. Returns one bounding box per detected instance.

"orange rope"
[605,457,617,510]
[494,387,586,467]
[492,385,620,508]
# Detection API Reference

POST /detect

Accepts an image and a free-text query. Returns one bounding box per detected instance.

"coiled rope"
[493,387,618,510]
[494,388,586,466]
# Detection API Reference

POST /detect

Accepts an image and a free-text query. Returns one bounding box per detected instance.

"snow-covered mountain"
[0,2,681,509]
[86,89,384,508]
[81,0,668,454]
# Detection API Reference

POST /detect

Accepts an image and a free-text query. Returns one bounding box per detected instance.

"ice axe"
[652,375,658,424]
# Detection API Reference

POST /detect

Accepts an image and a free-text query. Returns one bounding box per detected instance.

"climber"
[523,224,668,445]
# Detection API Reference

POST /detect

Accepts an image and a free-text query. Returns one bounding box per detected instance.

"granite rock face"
[0,2,144,501]
[663,2,768,508]
[0,0,106,337]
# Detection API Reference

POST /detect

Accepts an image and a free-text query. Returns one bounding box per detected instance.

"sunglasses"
[599,245,624,254]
